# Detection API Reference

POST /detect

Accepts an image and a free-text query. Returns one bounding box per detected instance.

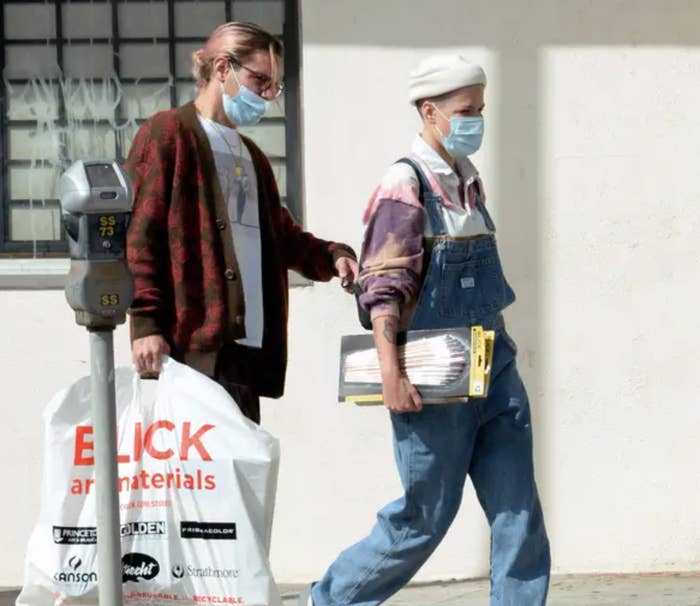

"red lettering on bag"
[74,426,94,465]
[144,420,176,459]
[74,421,215,465]
[180,423,214,461]
[117,423,131,464]
[134,422,143,462]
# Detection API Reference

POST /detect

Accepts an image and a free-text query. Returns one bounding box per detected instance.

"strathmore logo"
[121,552,160,583]
[171,564,239,579]
[171,565,185,579]
[53,555,98,584]
[53,526,97,545]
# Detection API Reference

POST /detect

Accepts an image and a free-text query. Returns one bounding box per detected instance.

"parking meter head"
[59,161,135,329]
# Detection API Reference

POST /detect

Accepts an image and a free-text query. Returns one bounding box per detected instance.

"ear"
[212,56,230,83]
[420,100,437,124]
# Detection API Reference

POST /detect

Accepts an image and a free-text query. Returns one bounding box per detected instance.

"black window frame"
[0,0,302,256]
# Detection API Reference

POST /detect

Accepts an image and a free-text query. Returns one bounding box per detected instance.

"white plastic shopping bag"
[17,357,281,606]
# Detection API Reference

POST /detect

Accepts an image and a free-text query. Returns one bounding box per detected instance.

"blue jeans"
[311,332,550,605]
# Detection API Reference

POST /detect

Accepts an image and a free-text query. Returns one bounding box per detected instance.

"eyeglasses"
[230,60,284,98]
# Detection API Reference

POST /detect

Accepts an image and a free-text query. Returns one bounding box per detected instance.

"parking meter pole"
[90,329,123,606]
[60,160,135,606]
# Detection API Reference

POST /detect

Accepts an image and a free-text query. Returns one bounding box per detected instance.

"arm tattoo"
[382,317,398,345]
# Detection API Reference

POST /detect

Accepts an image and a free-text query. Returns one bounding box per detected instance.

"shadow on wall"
[300,0,700,513]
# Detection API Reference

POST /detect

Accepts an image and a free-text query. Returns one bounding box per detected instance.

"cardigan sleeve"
[125,116,174,340]
[278,207,356,281]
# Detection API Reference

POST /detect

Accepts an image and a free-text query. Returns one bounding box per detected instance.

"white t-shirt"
[198,114,263,349]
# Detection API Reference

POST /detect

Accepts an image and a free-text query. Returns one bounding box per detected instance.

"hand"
[382,373,423,413]
[132,335,171,375]
[335,256,359,293]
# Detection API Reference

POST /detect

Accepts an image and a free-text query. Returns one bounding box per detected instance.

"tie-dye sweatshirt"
[358,135,490,323]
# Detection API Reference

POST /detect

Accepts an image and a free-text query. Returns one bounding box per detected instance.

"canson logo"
[53,556,98,584]
[121,553,160,583]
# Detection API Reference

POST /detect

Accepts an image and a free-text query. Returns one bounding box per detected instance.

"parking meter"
[60,160,134,329]
[59,160,131,606]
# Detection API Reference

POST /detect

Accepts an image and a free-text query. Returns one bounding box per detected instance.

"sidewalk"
[278,573,700,605]
[3,573,699,606]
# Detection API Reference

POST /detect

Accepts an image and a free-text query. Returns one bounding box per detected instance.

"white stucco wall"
[2,0,700,588]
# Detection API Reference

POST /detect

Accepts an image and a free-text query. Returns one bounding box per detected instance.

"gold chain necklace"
[206,117,244,178]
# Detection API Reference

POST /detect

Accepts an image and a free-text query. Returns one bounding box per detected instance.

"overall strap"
[395,156,447,237]
[395,157,435,201]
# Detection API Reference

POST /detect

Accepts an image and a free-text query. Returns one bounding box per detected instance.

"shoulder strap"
[394,157,435,206]
[395,156,447,237]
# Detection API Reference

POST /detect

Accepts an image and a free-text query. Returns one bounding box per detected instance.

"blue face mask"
[221,69,268,126]
[434,106,484,157]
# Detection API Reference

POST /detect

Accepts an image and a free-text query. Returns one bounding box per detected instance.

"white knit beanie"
[408,54,486,105]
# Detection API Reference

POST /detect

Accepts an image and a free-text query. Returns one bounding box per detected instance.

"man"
[126,22,357,422]
[303,54,550,605]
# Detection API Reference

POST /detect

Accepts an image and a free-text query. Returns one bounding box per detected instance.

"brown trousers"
[214,344,261,424]
[215,378,260,424]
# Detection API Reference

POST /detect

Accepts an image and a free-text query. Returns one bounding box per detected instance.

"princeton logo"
[53,526,97,545]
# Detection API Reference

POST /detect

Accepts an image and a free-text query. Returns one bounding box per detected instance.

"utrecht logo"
[121,553,160,583]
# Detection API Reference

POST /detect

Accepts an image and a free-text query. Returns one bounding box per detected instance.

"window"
[0,0,302,255]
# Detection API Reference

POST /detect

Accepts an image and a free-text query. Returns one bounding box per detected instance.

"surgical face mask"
[221,67,269,126]
[433,105,484,157]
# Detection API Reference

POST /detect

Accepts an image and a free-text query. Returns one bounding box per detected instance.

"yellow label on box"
[483,330,495,397]
[345,394,384,404]
[469,326,486,397]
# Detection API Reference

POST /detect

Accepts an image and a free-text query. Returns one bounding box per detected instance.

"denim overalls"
[312,160,551,606]
[407,155,516,334]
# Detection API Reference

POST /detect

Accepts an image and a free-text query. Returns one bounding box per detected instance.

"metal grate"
[0,0,301,255]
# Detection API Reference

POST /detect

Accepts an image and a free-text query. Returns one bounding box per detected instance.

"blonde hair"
[192,21,284,88]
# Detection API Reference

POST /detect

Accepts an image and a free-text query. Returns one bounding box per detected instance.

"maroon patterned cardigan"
[125,102,356,397]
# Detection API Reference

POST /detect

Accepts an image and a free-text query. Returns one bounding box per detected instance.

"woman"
[303,54,550,606]
[126,21,357,423]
